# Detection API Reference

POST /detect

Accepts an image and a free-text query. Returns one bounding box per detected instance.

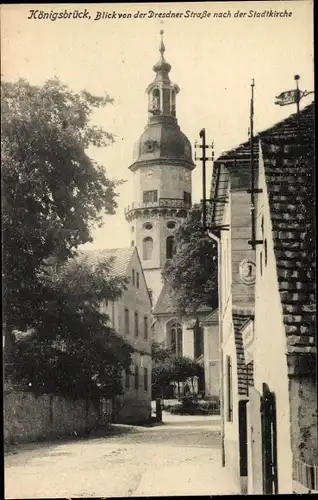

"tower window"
[143,237,153,260]
[166,236,175,259]
[143,222,153,230]
[183,191,191,204]
[152,88,160,113]
[136,272,140,289]
[143,190,158,203]
[132,269,135,285]
[162,88,170,115]
[167,221,176,230]
[171,90,176,117]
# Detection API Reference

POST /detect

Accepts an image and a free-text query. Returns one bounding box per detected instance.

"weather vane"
[275,75,314,119]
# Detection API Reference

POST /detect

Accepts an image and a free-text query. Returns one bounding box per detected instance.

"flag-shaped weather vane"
[275,75,314,119]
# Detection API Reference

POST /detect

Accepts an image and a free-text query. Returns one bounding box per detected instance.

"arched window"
[171,91,176,116]
[194,324,204,359]
[166,236,175,259]
[143,237,153,261]
[152,88,160,113]
[167,320,183,357]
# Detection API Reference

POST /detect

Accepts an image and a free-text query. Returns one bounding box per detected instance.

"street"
[5,412,239,497]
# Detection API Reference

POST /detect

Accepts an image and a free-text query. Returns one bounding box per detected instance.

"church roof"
[130,116,195,171]
[79,247,135,277]
[153,281,212,316]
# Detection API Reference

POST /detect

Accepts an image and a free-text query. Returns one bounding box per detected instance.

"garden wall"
[4,390,102,445]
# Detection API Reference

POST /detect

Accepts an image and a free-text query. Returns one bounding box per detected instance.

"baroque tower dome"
[129,30,195,172]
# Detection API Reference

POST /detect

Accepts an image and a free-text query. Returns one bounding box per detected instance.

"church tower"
[125,31,195,307]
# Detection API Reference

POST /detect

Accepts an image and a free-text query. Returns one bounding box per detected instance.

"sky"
[1,1,314,251]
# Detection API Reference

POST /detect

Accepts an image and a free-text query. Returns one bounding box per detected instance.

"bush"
[167,396,220,415]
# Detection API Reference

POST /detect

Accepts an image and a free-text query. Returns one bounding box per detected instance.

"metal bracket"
[247,189,263,194]
[248,239,264,247]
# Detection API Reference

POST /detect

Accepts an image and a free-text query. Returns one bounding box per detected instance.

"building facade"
[211,102,316,494]
[209,155,255,492]
[84,247,153,424]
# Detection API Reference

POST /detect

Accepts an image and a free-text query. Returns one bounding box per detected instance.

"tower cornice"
[129,157,195,172]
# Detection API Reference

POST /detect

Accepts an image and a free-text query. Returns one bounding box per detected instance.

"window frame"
[226,355,233,422]
[143,367,148,392]
[124,308,129,334]
[143,190,158,204]
[134,365,139,390]
[134,312,139,337]
[144,316,148,340]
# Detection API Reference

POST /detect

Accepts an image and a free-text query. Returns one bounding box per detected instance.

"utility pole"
[195,129,214,231]
[248,79,263,249]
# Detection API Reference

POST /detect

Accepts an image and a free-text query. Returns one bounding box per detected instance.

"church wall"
[203,322,220,397]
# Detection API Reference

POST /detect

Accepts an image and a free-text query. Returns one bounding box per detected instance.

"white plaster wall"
[203,323,220,397]
[133,164,192,202]
[253,145,293,494]
[219,182,241,490]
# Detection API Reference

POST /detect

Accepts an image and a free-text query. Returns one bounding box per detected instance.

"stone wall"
[289,376,318,466]
[4,391,101,445]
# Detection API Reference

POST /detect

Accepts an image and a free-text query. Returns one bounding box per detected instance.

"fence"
[293,458,318,493]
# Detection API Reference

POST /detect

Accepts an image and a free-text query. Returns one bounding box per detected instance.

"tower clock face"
[144,140,156,153]
[239,259,256,285]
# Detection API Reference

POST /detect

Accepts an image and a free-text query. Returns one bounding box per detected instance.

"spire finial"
[159,29,165,59]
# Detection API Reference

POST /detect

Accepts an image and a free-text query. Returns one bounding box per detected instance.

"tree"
[9,254,134,400]
[162,204,218,314]
[151,342,204,399]
[2,77,122,334]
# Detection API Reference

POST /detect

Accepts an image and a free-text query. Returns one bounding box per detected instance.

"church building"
[125,32,220,399]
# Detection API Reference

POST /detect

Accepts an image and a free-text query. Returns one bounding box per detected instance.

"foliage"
[151,341,174,363]
[9,255,134,399]
[151,342,204,398]
[2,77,132,399]
[1,77,122,333]
[162,204,218,315]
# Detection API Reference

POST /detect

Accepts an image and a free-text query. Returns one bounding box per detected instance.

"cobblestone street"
[5,413,239,498]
